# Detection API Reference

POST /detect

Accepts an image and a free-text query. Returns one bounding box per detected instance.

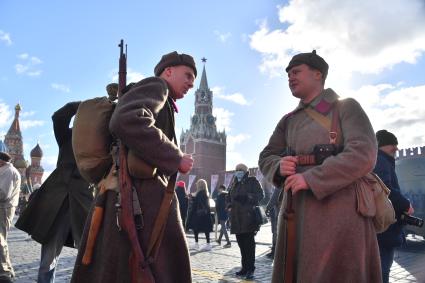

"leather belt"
[297,154,317,166]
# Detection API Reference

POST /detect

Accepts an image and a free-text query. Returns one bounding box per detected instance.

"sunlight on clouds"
[213,107,233,132]
[0,102,12,128]
[211,86,250,105]
[227,151,243,171]
[250,0,425,87]
[214,30,232,43]
[15,53,43,77]
[0,30,12,45]
[344,84,425,148]
[51,83,71,93]
[20,120,45,130]
[111,68,144,84]
[226,134,251,171]
[217,92,250,105]
[227,133,251,151]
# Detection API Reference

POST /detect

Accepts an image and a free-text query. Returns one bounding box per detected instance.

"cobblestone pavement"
[7,217,425,282]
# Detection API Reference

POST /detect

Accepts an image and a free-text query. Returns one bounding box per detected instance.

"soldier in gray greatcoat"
[259,50,381,282]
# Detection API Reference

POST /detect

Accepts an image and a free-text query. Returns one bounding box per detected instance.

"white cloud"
[343,84,425,148]
[21,111,36,118]
[213,107,234,132]
[51,83,71,93]
[20,120,45,130]
[15,53,43,77]
[18,53,29,60]
[249,0,425,86]
[0,30,12,45]
[226,134,251,170]
[227,133,251,151]
[111,68,145,84]
[211,86,250,105]
[214,30,232,43]
[0,102,12,128]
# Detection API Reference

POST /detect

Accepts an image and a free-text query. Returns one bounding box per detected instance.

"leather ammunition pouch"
[297,144,339,166]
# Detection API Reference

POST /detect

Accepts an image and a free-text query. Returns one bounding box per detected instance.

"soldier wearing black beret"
[259,50,381,282]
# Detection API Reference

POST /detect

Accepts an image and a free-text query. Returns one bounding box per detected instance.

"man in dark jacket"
[228,163,264,280]
[215,185,231,248]
[373,129,414,283]
[265,186,279,259]
[15,102,94,283]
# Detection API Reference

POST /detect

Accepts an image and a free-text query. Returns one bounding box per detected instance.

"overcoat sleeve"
[52,102,80,147]
[109,77,183,175]
[303,98,378,200]
[258,115,288,187]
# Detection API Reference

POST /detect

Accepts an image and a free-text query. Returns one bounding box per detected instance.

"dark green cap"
[154,51,197,77]
[286,50,329,80]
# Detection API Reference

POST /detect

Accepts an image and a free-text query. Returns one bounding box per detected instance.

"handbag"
[254,205,268,226]
[355,172,396,233]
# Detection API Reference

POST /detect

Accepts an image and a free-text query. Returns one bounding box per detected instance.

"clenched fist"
[178,154,194,174]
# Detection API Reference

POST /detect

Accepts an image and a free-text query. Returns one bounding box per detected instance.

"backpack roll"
[72,97,115,184]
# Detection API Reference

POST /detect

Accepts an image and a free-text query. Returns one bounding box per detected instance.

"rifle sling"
[146,173,177,260]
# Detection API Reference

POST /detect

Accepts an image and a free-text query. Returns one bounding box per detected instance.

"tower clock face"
[192,115,199,124]
[200,91,207,102]
[206,114,215,125]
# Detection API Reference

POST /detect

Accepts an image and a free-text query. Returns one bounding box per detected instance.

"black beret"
[286,50,329,80]
[0,151,11,162]
[376,130,398,147]
[154,51,197,77]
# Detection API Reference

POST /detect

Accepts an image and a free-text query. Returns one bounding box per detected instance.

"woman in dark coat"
[186,179,213,251]
[175,181,188,229]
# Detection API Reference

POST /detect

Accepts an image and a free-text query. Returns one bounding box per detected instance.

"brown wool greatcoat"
[259,89,382,283]
[71,77,191,283]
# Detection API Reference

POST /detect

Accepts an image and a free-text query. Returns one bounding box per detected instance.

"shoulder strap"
[304,101,341,145]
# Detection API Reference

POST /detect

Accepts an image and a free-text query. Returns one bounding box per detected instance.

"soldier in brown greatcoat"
[71,52,196,283]
[259,51,382,282]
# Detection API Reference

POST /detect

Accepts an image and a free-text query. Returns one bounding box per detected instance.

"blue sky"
[1,0,425,180]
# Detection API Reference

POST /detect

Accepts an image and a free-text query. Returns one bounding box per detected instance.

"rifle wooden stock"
[119,146,155,283]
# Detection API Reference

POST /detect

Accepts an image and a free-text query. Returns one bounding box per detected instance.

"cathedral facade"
[2,104,44,193]
[179,61,227,193]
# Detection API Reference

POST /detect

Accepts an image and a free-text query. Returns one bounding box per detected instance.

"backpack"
[72,96,115,184]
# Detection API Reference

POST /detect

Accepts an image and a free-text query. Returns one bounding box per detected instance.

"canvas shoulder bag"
[304,101,396,233]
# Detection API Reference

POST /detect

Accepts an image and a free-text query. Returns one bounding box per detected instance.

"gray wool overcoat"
[71,77,191,283]
[259,89,382,283]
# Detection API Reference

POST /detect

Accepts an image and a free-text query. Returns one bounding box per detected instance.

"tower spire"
[199,58,208,90]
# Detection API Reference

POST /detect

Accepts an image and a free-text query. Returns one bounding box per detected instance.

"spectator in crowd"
[186,179,213,251]
[0,151,21,283]
[265,186,279,259]
[374,130,414,283]
[175,181,189,229]
[215,185,231,248]
[228,163,264,280]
